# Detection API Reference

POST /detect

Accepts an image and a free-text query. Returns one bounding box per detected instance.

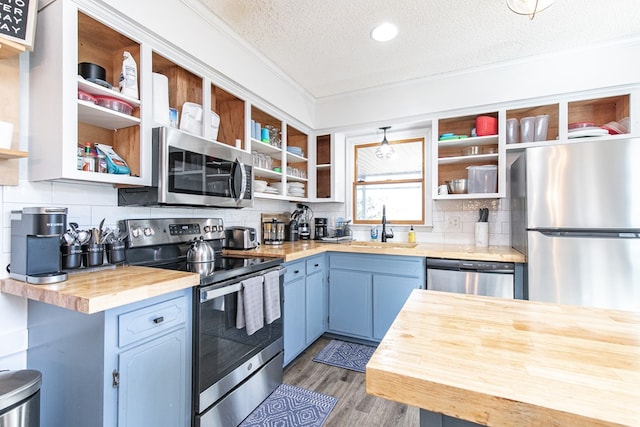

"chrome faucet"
[381,205,394,242]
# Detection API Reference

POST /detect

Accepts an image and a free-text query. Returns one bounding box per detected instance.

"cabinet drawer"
[284,260,305,283]
[330,253,424,277]
[306,256,326,274]
[118,297,187,348]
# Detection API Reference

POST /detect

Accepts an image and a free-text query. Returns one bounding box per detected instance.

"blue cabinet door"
[373,275,422,340]
[328,269,372,338]
[118,328,189,427]
[305,270,324,345]
[284,276,306,365]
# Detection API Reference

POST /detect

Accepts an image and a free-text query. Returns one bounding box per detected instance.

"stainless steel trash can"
[0,370,41,427]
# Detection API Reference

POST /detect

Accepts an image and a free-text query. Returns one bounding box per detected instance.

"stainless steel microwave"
[118,127,253,208]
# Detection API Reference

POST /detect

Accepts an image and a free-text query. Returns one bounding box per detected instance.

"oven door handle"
[202,283,243,302]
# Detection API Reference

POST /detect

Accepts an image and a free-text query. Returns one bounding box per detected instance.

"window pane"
[355,182,423,221]
[356,141,423,182]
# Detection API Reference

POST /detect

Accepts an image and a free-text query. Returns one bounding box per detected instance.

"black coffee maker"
[292,204,312,240]
[9,207,68,284]
[314,218,328,240]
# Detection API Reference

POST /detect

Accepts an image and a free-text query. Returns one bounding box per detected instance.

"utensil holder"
[106,242,126,264]
[475,222,489,248]
[82,243,104,267]
[61,244,82,270]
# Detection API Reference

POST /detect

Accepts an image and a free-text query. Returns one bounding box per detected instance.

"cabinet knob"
[294,270,300,274]
[153,316,164,324]
[314,263,319,267]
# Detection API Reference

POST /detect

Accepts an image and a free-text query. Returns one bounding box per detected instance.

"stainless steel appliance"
[118,127,253,208]
[224,226,258,250]
[292,204,312,240]
[9,207,68,284]
[120,218,284,427]
[314,218,328,240]
[0,370,41,427]
[426,258,518,298]
[510,138,640,311]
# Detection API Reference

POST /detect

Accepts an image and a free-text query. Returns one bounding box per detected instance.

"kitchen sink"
[347,241,418,249]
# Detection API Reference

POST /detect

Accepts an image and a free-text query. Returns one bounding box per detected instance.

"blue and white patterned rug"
[312,339,376,373]
[240,384,337,427]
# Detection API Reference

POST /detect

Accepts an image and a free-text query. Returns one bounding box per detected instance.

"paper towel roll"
[152,73,170,126]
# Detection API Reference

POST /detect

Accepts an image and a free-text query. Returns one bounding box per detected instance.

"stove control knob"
[131,227,142,238]
[203,225,211,234]
[143,227,155,237]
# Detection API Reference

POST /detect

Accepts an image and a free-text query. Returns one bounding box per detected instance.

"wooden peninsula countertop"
[224,240,525,263]
[366,290,640,427]
[0,266,199,314]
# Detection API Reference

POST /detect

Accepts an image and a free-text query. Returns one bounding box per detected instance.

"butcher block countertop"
[224,240,525,263]
[366,290,640,427]
[0,266,199,314]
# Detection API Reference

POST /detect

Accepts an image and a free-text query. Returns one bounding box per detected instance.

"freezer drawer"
[426,268,514,298]
[528,231,640,311]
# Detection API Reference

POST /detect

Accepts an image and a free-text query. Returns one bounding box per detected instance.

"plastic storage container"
[94,95,133,115]
[467,165,498,193]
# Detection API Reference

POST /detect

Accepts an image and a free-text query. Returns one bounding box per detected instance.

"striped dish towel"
[263,270,281,324]
[236,275,264,335]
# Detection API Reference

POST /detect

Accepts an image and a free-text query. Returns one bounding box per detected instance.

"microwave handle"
[233,159,247,201]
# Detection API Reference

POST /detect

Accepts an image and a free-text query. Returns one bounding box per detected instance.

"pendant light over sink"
[506,0,555,19]
[375,126,394,159]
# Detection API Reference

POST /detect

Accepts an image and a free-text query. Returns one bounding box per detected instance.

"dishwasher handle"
[426,258,515,273]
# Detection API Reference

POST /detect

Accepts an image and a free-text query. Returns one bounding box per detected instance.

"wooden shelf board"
[0,148,28,159]
[0,39,26,59]
[438,153,498,165]
[78,78,141,107]
[78,100,140,130]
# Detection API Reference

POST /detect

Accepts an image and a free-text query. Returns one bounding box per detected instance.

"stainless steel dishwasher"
[426,258,516,298]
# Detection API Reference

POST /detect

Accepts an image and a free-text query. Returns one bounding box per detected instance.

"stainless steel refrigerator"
[510,138,640,312]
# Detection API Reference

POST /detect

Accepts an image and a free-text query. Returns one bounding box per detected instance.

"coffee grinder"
[9,207,68,284]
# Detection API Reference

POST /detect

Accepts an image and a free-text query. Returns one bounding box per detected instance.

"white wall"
[315,37,640,130]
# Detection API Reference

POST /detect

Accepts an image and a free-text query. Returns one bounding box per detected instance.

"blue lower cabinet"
[284,272,306,365]
[283,255,327,366]
[373,274,422,340]
[328,253,425,342]
[328,269,373,338]
[27,289,192,427]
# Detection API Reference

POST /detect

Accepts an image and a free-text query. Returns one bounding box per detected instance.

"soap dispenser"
[408,225,416,243]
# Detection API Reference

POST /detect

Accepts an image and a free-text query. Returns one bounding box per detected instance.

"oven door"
[157,126,253,208]
[194,267,283,414]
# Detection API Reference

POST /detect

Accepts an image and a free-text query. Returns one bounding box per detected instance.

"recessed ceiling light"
[371,22,398,42]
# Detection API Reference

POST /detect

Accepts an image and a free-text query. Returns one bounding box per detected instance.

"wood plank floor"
[283,336,419,426]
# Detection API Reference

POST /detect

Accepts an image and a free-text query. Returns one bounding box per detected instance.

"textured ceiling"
[196,0,640,99]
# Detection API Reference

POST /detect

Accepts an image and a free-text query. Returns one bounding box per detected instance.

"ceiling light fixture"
[375,126,394,159]
[371,22,398,42]
[506,0,555,19]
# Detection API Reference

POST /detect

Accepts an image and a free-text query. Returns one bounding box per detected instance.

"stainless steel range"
[120,218,284,427]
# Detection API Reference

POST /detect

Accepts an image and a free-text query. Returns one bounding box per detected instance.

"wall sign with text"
[0,0,38,50]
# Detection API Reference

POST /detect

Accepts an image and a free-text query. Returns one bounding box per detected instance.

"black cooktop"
[147,255,283,285]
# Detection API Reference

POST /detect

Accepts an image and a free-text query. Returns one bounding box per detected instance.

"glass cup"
[535,114,549,141]
[370,227,379,241]
[506,118,520,144]
[520,116,535,143]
